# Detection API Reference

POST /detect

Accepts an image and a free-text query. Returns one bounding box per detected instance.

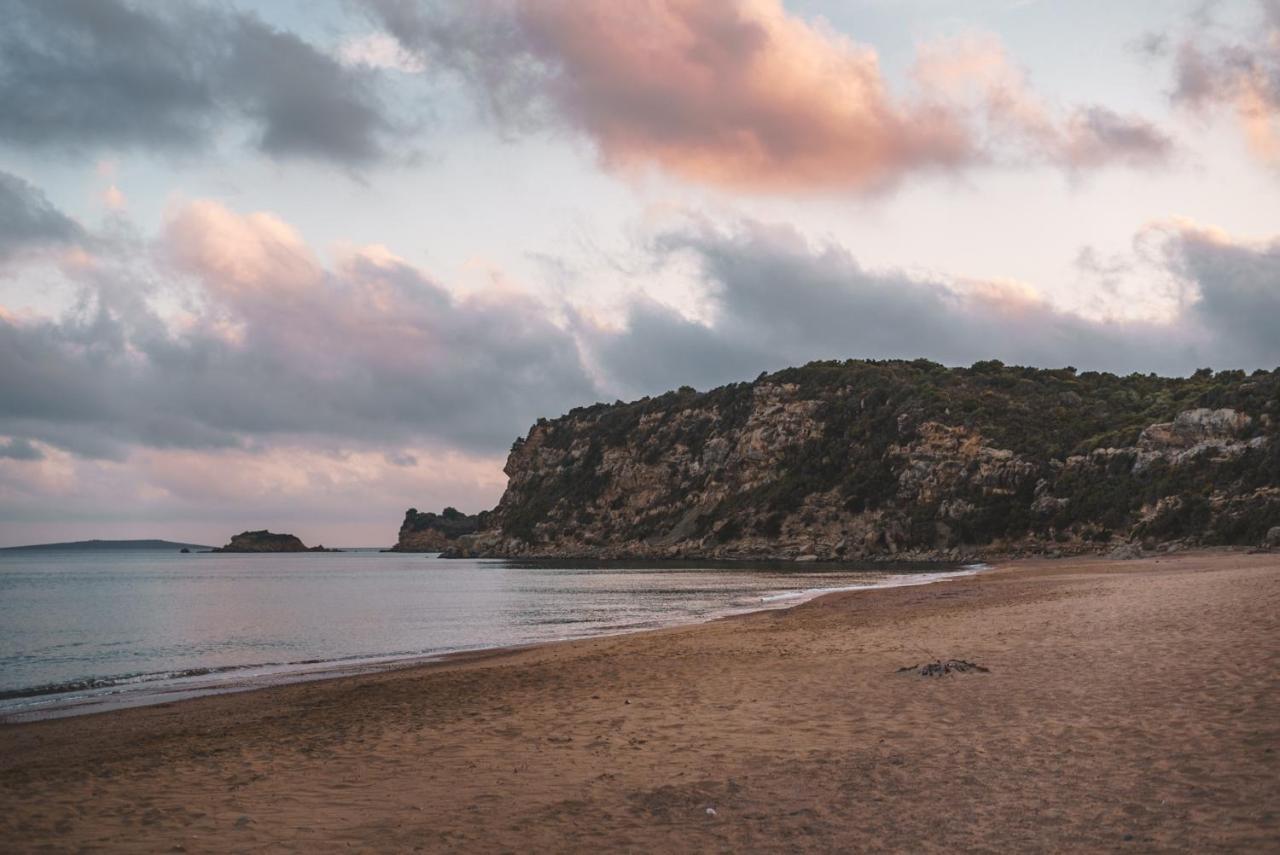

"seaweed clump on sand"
[897,659,990,677]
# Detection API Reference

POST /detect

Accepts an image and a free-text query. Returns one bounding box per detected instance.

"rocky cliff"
[390,507,484,551]
[212,530,336,552]
[450,360,1279,561]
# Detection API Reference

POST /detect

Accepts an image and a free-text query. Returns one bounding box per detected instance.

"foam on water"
[756,564,986,604]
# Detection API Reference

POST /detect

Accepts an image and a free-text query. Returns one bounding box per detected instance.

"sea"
[0,548,983,721]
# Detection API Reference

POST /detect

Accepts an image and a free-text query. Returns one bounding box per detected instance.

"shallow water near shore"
[0,548,980,720]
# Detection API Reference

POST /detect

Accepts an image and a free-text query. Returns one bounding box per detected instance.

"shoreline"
[0,562,988,723]
[2,549,1276,851]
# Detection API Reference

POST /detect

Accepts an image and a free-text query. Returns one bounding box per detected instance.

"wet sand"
[2,550,1277,852]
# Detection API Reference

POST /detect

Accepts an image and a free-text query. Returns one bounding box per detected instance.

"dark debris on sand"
[897,659,990,677]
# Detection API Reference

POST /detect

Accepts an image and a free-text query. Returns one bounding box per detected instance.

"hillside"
[447,360,1280,561]
[0,539,211,552]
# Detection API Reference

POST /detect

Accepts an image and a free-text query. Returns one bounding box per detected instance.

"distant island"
[209,530,340,553]
[436,359,1280,562]
[0,539,211,552]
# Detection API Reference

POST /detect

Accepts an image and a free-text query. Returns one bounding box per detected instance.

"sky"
[1,0,1278,547]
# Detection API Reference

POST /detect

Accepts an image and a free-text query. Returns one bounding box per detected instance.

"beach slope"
[1,551,1276,851]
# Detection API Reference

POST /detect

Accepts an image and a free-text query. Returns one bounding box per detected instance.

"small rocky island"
[210,531,339,553]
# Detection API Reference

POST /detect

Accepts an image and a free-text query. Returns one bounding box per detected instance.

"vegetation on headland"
[459,360,1280,560]
[390,507,485,551]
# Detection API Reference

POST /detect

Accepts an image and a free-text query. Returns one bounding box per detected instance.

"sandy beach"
[1,550,1277,852]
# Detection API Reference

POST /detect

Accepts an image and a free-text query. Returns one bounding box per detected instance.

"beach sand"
[1,550,1277,852]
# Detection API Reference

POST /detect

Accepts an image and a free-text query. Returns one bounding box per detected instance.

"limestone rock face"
[1134,407,1263,472]
[1139,408,1251,450]
[391,507,483,552]
[447,361,1280,561]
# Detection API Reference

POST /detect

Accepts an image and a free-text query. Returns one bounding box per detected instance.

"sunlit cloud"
[1167,1,1280,168]
[915,33,1173,170]
[367,0,1171,193]
[338,31,427,73]
[102,184,127,211]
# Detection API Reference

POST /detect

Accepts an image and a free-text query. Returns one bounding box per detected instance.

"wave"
[0,664,258,702]
[757,565,986,604]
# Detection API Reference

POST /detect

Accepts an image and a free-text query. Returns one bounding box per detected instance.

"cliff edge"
[448,360,1279,561]
[390,508,484,552]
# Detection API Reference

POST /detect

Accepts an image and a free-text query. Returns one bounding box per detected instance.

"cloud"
[1160,222,1280,368]
[102,184,127,211]
[912,35,1174,171]
[1169,1,1280,168]
[0,171,86,262]
[339,32,428,73]
[366,0,1170,192]
[0,0,402,165]
[0,438,43,461]
[584,219,1277,398]
[5,185,1273,469]
[0,198,599,461]
[579,296,771,396]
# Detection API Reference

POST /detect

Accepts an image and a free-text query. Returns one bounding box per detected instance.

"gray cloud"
[0,171,85,260]
[1167,1,1280,168]
[0,284,597,459]
[2,185,1274,467]
[0,200,599,459]
[0,0,400,164]
[364,0,537,129]
[1062,107,1175,169]
[586,221,1276,399]
[1166,228,1280,369]
[0,438,43,461]
[580,296,771,397]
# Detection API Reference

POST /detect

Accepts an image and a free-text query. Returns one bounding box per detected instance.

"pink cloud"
[1170,5,1280,168]
[101,184,126,211]
[371,0,1171,192]
[914,35,1173,170]
[165,200,322,298]
[0,197,599,544]
[514,0,972,192]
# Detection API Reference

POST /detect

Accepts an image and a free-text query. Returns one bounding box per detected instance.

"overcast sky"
[1,0,1278,547]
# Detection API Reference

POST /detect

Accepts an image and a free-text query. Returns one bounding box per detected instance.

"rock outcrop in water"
[212,531,337,553]
[445,360,1280,561]
[390,507,484,552]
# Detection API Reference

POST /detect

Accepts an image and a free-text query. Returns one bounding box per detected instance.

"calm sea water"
[0,549,979,720]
